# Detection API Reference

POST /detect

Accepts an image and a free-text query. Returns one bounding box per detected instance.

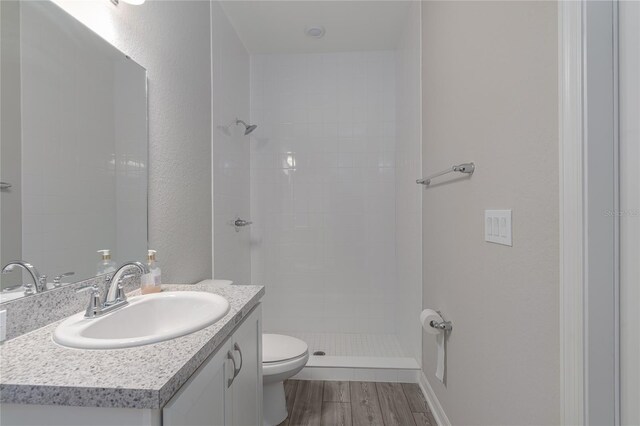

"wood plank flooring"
[278,381,437,426]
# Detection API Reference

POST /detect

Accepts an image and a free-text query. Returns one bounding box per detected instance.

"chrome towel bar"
[416,162,475,186]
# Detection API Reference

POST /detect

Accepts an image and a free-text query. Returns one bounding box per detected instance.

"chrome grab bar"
[416,163,475,186]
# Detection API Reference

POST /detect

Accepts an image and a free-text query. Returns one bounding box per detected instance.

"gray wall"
[421,2,559,424]
[0,0,23,287]
[53,0,213,283]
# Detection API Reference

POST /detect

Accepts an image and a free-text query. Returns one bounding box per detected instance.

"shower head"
[235,119,257,135]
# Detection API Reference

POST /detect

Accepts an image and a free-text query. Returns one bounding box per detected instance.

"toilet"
[262,333,309,426]
[196,280,308,425]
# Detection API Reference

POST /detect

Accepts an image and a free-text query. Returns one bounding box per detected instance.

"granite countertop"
[0,283,264,409]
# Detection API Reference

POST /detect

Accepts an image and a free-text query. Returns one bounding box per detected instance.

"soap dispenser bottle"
[141,249,162,294]
[96,250,116,275]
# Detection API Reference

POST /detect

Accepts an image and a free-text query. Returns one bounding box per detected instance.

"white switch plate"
[0,310,6,342]
[485,210,512,246]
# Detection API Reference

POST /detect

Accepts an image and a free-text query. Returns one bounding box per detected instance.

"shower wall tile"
[250,51,397,334]
[394,2,423,364]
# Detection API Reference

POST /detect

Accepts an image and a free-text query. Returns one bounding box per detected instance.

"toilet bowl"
[262,333,309,426]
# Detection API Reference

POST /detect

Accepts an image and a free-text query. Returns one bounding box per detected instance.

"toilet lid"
[263,334,308,363]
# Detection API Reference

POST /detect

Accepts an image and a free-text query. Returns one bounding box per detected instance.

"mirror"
[0,0,148,302]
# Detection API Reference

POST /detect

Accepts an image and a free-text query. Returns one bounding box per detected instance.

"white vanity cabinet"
[0,304,262,426]
[163,304,262,426]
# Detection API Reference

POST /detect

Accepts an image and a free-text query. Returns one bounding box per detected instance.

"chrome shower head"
[236,119,257,135]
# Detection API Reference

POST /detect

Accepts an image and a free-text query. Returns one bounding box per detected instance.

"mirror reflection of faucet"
[1,261,47,295]
[1,261,78,298]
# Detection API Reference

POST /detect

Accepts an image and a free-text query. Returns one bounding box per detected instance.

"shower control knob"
[234,218,253,232]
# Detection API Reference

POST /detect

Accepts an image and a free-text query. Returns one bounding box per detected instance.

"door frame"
[559,1,620,424]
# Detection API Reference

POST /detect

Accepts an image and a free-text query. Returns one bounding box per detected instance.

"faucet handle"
[38,275,47,292]
[115,273,135,302]
[78,283,102,318]
[23,282,36,296]
[76,282,98,293]
[53,272,75,287]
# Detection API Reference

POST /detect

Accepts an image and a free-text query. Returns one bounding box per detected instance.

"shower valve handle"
[234,218,252,232]
[234,219,252,227]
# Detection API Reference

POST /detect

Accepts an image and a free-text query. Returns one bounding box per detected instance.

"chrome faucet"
[104,261,148,307]
[1,261,47,295]
[77,262,148,319]
[77,261,147,319]
[78,272,138,318]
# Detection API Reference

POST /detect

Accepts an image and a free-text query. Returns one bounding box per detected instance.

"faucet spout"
[104,261,149,306]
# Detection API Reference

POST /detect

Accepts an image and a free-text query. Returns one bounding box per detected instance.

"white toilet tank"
[196,279,233,287]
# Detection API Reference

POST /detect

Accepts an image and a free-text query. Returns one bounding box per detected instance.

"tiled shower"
[246,3,422,373]
[250,51,398,334]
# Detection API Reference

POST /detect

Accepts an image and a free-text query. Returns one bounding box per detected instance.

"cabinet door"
[163,339,233,426]
[230,304,263,426]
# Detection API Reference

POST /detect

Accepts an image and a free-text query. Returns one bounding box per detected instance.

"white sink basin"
[53,291,230,349]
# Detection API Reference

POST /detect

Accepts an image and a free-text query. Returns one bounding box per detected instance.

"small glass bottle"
[96,250,116,275]
[141,249,162,294]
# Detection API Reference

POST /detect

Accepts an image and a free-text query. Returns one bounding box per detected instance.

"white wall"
[0,0,23,287]
[52,0,213,282]
[421,2,559,424]
[620,1,640,423]
[211,1,251,284]
[394,1,422,365]
[250,51,397,334]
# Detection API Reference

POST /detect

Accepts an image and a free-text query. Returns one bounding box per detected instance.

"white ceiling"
[219,1,414,54]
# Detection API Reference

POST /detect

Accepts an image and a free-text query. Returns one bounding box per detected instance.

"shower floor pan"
[277,332,421,383]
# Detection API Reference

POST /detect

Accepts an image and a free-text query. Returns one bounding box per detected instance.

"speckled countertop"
[0,283,264,409]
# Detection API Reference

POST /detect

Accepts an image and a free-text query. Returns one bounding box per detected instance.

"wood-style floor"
[277,380,437,426]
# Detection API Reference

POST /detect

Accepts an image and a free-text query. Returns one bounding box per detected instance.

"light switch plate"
[0,310,6,342]
[485,210,512,246]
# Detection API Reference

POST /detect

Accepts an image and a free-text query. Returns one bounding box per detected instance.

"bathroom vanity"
[0,283,264,426]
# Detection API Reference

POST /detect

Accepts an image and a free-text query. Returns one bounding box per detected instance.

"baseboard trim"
[418,370,451,426]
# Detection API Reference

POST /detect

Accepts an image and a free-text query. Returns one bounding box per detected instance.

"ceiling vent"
[305,26,326,39]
